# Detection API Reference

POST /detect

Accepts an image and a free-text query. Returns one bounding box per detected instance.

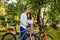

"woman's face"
[28,14,30,18]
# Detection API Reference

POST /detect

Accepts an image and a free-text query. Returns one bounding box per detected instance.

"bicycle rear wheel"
[41,34,53,40]
[25,34,40,40]
[2,33,16,40]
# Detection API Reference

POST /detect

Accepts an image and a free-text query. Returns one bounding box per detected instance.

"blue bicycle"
[2,24,40,40]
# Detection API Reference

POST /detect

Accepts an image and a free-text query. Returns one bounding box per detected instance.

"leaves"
[0,0,60,28]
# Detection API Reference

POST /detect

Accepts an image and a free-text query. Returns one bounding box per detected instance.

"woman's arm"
[32,17,38,27]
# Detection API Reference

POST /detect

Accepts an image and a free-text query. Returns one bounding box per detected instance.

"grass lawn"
[34,27,60,40]
[0,27,60,40]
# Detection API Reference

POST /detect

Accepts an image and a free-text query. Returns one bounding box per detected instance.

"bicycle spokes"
[26,37,35,40]
[3,34,15,40]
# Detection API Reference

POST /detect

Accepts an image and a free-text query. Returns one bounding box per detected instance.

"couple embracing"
[20,7,36,40]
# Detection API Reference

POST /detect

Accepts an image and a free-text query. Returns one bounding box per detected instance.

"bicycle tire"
[25,34,40,40]
[41,34,53,40]
[2,32,16,40]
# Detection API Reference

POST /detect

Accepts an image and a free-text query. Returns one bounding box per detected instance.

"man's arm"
[20,14,28,26]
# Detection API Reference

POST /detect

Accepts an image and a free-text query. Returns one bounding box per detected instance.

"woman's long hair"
[27,13,32,20]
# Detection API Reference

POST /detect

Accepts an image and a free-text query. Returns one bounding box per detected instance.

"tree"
[0,0,60,28]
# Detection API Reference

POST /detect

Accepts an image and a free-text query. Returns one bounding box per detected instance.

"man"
[20,7,30,40]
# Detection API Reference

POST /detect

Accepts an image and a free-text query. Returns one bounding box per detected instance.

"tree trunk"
[37,8,41,26]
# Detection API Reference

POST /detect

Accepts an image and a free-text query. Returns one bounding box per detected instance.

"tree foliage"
[0,0,60,28]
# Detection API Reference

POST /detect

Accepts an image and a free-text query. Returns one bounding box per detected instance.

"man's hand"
[26,23,31,27]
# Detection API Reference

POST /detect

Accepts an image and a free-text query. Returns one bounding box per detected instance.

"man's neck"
[24,11,27,14]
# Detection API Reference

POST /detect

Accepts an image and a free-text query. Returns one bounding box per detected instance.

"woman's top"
[27,19,34,34]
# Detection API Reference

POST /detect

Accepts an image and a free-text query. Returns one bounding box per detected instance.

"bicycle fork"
[30,34,32,40]
[30,33,34,40]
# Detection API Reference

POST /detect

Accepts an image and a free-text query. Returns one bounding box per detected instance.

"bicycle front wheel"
[25,34,40,40]
[2,33,16,40]
[41,34,53,40]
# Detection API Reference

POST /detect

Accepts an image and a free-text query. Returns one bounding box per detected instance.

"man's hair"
[24,7,29,11]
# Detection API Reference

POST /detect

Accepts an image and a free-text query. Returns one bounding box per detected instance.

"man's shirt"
[20,13,27,29]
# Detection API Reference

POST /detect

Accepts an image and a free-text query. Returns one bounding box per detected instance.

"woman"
[27,13,34,34]
[26,13,39,40]
[27,13,38,33]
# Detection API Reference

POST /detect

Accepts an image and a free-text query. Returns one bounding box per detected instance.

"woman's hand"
[34,23,39,27]
[32,17,38,27]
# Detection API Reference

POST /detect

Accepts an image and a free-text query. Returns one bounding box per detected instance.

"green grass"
[0,34,3,40]
[0,27,60,40]
[34,26,60,40]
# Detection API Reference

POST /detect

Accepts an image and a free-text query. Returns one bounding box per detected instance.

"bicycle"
[2,24,40,40]
[35,25,53,40]
[35,17,53,40]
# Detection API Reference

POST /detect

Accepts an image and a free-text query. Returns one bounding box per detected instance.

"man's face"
[26,8,30,13]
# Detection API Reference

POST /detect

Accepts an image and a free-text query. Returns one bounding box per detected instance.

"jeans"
[20,26,26,40]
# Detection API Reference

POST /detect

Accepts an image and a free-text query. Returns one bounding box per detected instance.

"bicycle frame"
[20,28,34,40]
[13,25,34,40]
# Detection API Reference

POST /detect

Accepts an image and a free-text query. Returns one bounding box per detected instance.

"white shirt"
[20,13,27,29]
[27,19,33,24]
[27,19,34,33]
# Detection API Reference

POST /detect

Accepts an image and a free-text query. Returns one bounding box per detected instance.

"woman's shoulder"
[32,17,34,20]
